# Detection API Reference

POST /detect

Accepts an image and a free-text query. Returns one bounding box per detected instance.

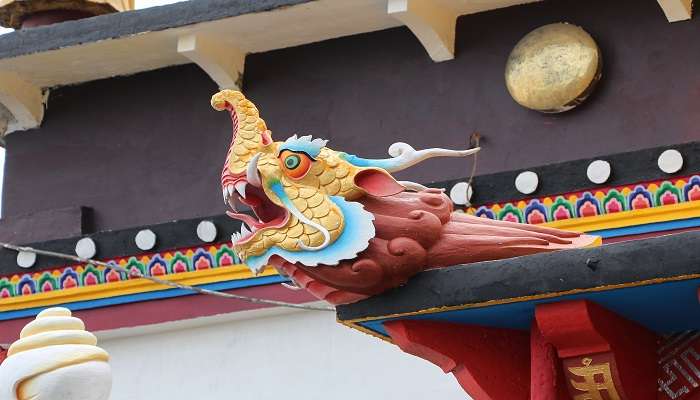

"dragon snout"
[210,89,244,111]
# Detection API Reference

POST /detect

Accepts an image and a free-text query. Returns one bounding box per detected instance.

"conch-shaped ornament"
[0,307,112,400]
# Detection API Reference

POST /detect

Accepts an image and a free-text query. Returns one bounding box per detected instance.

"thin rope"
[0,242,334,312]
[465,132,481,206]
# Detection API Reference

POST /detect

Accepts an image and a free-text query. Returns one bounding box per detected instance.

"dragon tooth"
[234,181,247,198]
[240,223,251,237]
[246,153,263,187]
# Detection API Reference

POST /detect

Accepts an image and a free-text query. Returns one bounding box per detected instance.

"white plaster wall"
[99,308,469,400]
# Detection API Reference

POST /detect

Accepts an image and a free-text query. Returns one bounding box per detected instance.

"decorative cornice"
[0,0,312,61]
[0,241,283,320]
[0,241,241,297]
[3,143,699,317]
[336,230,700,329]
[465,174,700,235]
[438,141,700,206]
[0,214,241,277]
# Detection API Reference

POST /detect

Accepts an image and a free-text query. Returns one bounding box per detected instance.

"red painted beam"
[0,284,316,343]
[384,320,529,400]
[536,300,659,400]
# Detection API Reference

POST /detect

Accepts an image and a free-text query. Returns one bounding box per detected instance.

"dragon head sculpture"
[214,90,600,304]
[213,90,477,272]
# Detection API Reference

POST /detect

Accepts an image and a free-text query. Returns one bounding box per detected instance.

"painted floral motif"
[0,243,242,298]
[468,175,700,225]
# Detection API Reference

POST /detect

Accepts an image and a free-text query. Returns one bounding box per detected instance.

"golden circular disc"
[505,23,602,113]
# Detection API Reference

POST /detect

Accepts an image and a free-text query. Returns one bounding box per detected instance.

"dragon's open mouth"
[225,181,288,245]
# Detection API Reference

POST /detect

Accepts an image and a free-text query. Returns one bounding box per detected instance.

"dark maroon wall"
[3,0,700,232]
[243,0,700,184]
[3,66,226,231]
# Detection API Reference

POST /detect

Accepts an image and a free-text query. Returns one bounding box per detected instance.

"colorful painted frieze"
[467,175,700,224]
[0,243,240,299]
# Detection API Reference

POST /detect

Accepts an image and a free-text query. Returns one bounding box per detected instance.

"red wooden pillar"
[384,320,530,400]
[535,300,659,400]
[530,321,569,400]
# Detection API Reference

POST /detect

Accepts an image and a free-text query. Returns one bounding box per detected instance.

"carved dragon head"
[213,90,478,274]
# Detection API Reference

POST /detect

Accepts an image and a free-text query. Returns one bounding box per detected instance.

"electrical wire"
[0,241,335,312]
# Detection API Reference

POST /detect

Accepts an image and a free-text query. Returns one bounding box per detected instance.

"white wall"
[98,308,469,400]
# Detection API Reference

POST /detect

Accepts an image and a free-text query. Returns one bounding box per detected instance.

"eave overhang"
[337,230,700,340]
[0,0,691,136]
[0,0,546,135]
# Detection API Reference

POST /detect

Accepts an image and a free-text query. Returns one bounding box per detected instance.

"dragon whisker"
[340,142,480,173]
[269,182,331,252]
[288,205,331,251]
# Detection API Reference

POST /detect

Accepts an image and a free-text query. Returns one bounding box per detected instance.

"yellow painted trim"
[542,200,700,233]
[338,318,394,344]
[0,265,277,312]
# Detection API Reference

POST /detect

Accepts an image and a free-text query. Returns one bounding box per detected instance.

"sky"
[0,0,190,212]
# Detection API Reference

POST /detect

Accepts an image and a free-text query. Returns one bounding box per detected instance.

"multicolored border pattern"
[466,175,700,225]
[3,175,700,318]
[0,243,241,299]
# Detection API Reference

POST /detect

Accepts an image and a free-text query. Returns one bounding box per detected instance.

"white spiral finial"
[0,307,112,400]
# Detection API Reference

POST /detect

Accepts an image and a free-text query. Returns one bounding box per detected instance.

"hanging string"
[0,241,335,312]
[465,132,481,206]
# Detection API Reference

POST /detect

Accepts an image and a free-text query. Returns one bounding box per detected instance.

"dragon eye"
[279,150,313,179]
[285,155,301,169]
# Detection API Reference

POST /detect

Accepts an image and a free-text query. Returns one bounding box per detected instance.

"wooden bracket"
[657,0,693,22]
[535,300,659,400]
[0,71,45,137]
[387,0,457,62]
[177,34,246,90]
[384,320,530,400]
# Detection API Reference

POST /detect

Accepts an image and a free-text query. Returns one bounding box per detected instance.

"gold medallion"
[505,23,602,113]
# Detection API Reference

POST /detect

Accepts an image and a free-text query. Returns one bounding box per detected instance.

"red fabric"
[0,284,316,343]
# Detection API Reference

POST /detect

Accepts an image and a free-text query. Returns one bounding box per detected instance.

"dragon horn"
[342,142,480,173]
[211,90,271,186]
